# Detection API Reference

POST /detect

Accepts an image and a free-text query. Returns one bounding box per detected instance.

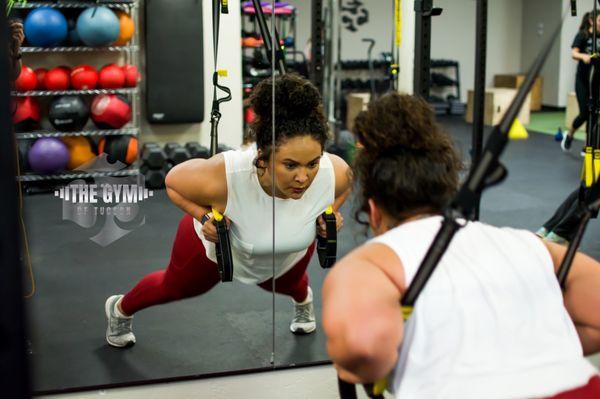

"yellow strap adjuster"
[325,205,333,215]
[217,69,228,77]
[402,305,413,321]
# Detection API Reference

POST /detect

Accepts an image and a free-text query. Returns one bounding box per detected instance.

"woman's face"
[261,135,323,200]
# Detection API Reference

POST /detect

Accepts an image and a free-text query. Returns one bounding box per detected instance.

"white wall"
[431,0,523,103]
[521,0,562,106]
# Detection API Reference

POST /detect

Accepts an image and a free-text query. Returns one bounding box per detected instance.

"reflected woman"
[105,74,351,347]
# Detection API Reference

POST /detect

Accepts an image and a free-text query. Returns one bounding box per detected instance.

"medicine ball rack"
[11,0,141,188]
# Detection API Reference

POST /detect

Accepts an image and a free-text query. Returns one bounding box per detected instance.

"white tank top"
[371,216,597,399]
[193,146,335,284]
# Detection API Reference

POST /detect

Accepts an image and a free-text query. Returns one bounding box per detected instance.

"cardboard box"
[346,93,370,132]
[494,74,543,111]
[566,91,586,132]
[466,88,531,126]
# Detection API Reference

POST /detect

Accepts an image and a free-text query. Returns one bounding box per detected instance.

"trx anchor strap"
[208,0,233,282]
[338,7,569,399]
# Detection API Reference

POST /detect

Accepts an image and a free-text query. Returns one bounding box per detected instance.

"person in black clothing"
[563,11,600,152]
[540,12,600,243]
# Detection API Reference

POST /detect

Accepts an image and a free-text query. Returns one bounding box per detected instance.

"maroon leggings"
[546,375,600,398]
[121,214,315,315]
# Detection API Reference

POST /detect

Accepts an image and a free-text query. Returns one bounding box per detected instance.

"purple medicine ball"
[28,138,70,174]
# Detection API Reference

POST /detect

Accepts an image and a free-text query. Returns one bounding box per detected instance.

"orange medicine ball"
[113,10,134,46]
[62,136,96,170]
[98,135,138,165]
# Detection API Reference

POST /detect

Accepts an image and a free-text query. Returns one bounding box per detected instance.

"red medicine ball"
[34,68,47,90]
[15,66,37,91]
[121,64,140,87]
[91,94,131,129]
[44,66,71,91]
[98,64,125,89]
[12,96,41,130]
[71,65,99,90]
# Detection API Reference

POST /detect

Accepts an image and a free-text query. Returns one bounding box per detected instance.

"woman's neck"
[256,168,287,199]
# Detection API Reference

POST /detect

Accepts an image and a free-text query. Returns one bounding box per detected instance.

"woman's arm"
[323,243,405,383]
[572,47,592,64]
[328,153,353,211]
[164,154,228,221]
[544,241,600,356]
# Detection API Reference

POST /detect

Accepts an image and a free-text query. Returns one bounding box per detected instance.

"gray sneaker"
[105,295,136,348]
[290,287,316,335]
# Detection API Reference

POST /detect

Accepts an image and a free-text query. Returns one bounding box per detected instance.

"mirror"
[17,0,273,393]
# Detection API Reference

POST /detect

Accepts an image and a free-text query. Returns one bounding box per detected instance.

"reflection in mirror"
[271,0,397,367]
[19,0,274,393]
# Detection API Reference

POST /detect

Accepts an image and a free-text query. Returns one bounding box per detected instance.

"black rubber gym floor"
[24,115,600,393]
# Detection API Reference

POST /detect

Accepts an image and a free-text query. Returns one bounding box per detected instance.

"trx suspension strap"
[251,0,337,268]
[206,0,233,282]
[338,8,569,399]
[557,0,600,287]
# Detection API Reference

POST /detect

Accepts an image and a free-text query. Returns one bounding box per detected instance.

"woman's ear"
[256,149,266,169]
[368,198,383,235]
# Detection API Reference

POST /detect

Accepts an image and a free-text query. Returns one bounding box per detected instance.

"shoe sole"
[290,324,317,335]
[105,296,135,348]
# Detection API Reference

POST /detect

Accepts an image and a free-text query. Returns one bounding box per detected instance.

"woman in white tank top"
[104,74,352,348]
[323,93,600,398]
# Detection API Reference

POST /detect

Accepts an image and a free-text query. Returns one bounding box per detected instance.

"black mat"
[24,193,273,393]
[24,115,600,393]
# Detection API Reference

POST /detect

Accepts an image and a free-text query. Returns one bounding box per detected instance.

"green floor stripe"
[526,111,585,140]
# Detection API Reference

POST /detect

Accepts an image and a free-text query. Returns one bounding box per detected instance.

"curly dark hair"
[249,73,329,165]
[353,93,463,225]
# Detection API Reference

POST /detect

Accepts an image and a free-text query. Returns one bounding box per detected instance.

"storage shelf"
[12,88,138,97]
[13,1,135,9]
[16,128,139,140]
[21,45,138,53]
[18,169,140,182]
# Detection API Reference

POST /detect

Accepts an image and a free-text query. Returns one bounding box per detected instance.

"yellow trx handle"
[212,208,224,222]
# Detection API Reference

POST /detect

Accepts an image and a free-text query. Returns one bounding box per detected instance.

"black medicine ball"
[49,95,89,132]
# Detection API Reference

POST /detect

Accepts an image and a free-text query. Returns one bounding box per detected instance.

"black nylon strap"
[317,211,337,269]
